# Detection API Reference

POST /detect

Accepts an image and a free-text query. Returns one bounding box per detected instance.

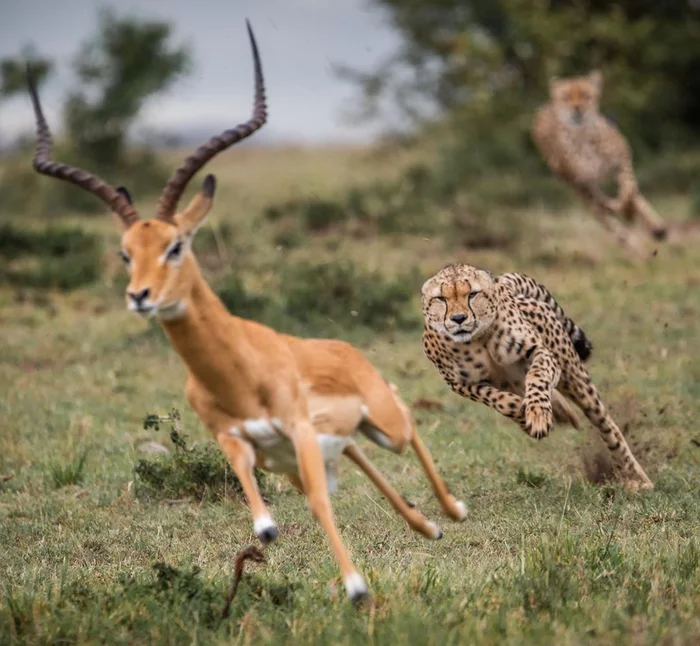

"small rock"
[412,397,445,412]
[137,440,170,455]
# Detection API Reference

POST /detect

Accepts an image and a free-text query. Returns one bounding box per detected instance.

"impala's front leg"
[188,381,279,544]
[522,347,561,439]
[216,431,279,544]
[291,417,368,604]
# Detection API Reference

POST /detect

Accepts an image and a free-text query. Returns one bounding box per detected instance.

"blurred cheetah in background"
[421,263,653,490]
[532,70,667,258]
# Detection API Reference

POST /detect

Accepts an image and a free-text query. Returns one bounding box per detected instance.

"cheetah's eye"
[119,250,130,264]
[468,291,480,300]
[433,296,447,305]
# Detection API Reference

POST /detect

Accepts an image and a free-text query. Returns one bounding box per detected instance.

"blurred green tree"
[64,8,191,169]
[340,0,700,150]
[0,46,52,98]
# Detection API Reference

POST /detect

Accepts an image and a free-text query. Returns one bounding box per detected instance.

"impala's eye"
[119,250,130,264]
[166,240,183,261]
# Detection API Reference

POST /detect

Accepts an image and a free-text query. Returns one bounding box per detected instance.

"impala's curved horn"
[155,20,267,223]
[26,65,140,228]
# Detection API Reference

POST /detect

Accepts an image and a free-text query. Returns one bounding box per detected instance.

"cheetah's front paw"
[621,474,654,492]
[523,401,553,440]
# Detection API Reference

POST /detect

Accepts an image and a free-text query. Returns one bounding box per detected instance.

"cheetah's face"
[421,264,496,342]
[550,70,602,127]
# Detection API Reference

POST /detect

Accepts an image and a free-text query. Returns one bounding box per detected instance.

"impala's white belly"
[228,418,353,494]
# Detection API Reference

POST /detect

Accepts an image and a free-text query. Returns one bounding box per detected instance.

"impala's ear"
[175,174,216,237]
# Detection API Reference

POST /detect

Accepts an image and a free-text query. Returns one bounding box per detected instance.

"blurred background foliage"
[2,2,700,325]
[0,9,190,216]
[339,0,700,151]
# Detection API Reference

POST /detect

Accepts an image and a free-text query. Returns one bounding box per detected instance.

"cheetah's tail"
[572,329,593,362]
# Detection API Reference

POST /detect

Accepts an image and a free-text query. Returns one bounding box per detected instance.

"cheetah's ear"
[420,276,435,296]
[478,269,495,286]
[588,70,603,91]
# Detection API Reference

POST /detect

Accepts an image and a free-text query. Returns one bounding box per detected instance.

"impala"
[27,22,467,603]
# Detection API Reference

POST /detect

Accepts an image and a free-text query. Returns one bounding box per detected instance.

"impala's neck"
[157,259,250,390]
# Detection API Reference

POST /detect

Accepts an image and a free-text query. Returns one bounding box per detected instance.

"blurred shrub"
[192,221,233,256]
[451,206,520,252]
[214,259,421,336]
[135,411,268,503]
[635,149,700,197]
[0,222,98,257]
[0,222,102,290]
[217,275,276,322]
[433,127,571,212]
[280,260,420,332]
[0,145,170,217]
[343,0,700,152]
[264,162,442,242]
[264,197,347,234]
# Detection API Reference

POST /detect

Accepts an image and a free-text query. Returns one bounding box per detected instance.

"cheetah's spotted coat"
[532,70,667,257]
[421,263,652,490]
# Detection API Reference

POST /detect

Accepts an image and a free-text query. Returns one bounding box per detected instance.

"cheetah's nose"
[450,313,467,325]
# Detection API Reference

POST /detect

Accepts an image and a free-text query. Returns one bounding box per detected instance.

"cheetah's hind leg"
[552,390,580,430]
[562,368,653,490]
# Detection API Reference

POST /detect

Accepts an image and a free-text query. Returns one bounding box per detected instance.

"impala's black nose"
[450,313,467,325]
[128,287,151,305]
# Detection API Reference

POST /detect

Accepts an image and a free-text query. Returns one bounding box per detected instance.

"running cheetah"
[532,70,667,257]
[421,263,653,490]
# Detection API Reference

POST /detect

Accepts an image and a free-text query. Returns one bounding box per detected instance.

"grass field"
[1,144,699,645]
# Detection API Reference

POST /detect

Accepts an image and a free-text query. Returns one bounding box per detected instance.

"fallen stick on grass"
[220,546,266,619]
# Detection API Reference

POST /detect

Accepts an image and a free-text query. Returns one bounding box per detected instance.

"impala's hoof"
[426,521,443,540]
[254,515,279,544]
[351,589,371,607]
[453,500,468,522]
[344,573,369,605]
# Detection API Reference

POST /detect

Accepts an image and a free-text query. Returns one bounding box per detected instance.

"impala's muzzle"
[127,287,154,314]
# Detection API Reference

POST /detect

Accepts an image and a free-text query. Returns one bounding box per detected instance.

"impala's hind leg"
[408,431,468,521]
[286,473,305,493]
[343,444,442,539]
[360,382,467,522]
[562,368,653,490]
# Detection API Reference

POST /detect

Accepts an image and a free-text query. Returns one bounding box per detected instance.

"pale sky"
[0,0,402,144]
